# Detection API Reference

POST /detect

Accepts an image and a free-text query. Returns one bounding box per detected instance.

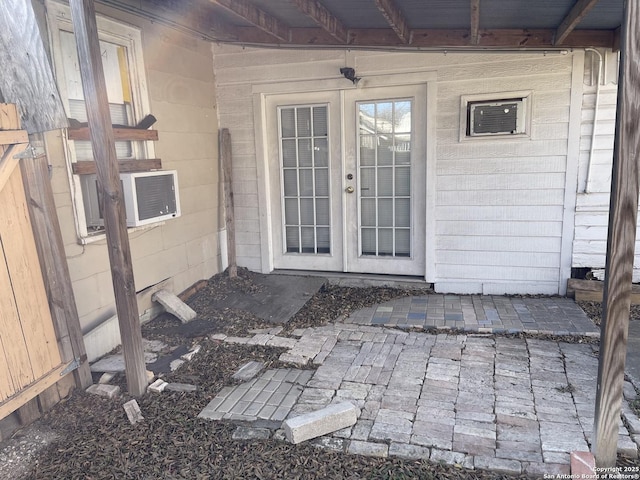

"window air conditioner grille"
[471,102,519,135]
[134,174,177,221]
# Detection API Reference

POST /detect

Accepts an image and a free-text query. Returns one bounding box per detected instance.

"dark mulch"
[18,272,640,478]
[577,301,640,326]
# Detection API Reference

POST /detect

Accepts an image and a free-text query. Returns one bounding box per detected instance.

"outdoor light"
[340,67,360,84]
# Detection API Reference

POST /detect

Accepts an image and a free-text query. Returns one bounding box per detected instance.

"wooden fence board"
[0,241,33,398]
[0,168,61,380]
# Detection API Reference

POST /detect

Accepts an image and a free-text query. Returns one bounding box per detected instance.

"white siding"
[213,46,580,294]
[571,50,640,280]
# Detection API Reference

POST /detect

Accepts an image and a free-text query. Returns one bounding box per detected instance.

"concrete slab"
[152,289,197,323]
[203,273,326,324]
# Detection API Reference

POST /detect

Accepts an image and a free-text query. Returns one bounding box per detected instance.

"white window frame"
[46,0,155,241]
[459,90,532,142]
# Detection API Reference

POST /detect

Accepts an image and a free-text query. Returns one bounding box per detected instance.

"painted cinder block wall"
[33,1,221,358]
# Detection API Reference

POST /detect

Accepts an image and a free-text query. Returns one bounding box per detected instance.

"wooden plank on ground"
[568,279,640,304]
[0,168,61,380]
[593,0,640,468]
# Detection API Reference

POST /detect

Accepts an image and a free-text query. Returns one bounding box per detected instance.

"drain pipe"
[583,48,603,193]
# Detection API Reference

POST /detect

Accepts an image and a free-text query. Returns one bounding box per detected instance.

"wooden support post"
[20,152,92,389]
[68,0,147,396]
[593,0,640,467]
[220,128,237,278]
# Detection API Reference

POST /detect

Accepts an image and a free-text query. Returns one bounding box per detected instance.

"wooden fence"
[0,104,90,440]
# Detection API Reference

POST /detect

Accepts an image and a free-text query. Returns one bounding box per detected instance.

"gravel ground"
[3,271,639,479]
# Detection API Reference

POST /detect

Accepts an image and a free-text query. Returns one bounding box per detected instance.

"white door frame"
[252,71,438,280]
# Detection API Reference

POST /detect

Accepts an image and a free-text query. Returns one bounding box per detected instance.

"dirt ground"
[2,270,639,479]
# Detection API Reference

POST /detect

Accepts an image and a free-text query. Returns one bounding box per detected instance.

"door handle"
[346,186,354,193]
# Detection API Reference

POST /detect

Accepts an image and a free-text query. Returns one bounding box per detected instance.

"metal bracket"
[61,356,85,376]
[13,144,46,159]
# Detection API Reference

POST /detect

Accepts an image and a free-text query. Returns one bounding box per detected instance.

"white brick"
[86,384,120,399]
[283,402,358,444]
[147,379,168,393]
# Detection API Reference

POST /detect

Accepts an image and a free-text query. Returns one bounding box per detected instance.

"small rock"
[210,333,227,341]
[123,400,144,425]
[142,339,169,353]
[146,370,155,382]
[164,383,198,393]
[181,344,201,361]
[147,379,168,393]
[170,359,185,371]
[86,384,120,399]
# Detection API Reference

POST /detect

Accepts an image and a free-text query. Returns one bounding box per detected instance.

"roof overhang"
[97,0,623,50]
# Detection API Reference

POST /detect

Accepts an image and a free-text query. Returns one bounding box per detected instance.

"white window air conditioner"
[80,170,181,228]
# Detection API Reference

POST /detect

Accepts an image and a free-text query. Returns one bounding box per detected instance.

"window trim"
[459,90,532,142]
[46,0,155,240]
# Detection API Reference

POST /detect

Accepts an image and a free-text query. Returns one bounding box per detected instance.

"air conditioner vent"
[467,98,527,137]
[134,173,177,221]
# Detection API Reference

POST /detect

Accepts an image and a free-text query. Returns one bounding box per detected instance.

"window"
[357,99,412,257]
[46,1,155,239]
[460,91,531,140]
[278,105,331,254]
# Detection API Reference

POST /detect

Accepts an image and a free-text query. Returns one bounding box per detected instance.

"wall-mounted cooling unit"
[81,170,181,228]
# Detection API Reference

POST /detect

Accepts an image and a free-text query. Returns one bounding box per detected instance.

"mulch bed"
[18,270,640,478]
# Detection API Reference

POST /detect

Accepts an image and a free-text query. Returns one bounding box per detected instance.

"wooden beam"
[220,128,237,278]
[470,0,480,45]
[209,0,290,42]
[554,0,600,45]
[290,0,348,43]
[21,153,92,389]
[233,26,615,49]
[71,158,162,175]
[68,127,158,142]
[68,0,148,397]
[374,0,411,44]
[593,0,640,468]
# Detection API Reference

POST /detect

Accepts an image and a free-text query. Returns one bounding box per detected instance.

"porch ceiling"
[98,0,624,50]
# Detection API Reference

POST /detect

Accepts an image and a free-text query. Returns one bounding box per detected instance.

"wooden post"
[68,0,147,396]
[220,128,237,278]
[593,0,640,467]
[20,152,92,389]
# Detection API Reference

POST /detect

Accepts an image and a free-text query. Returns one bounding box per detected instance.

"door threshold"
[273,269,433,290]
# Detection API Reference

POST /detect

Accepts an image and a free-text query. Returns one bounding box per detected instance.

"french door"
[267,84,426,276]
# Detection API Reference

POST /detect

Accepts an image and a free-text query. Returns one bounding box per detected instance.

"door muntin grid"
[357,99,412,258]
[279,105,331,254]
